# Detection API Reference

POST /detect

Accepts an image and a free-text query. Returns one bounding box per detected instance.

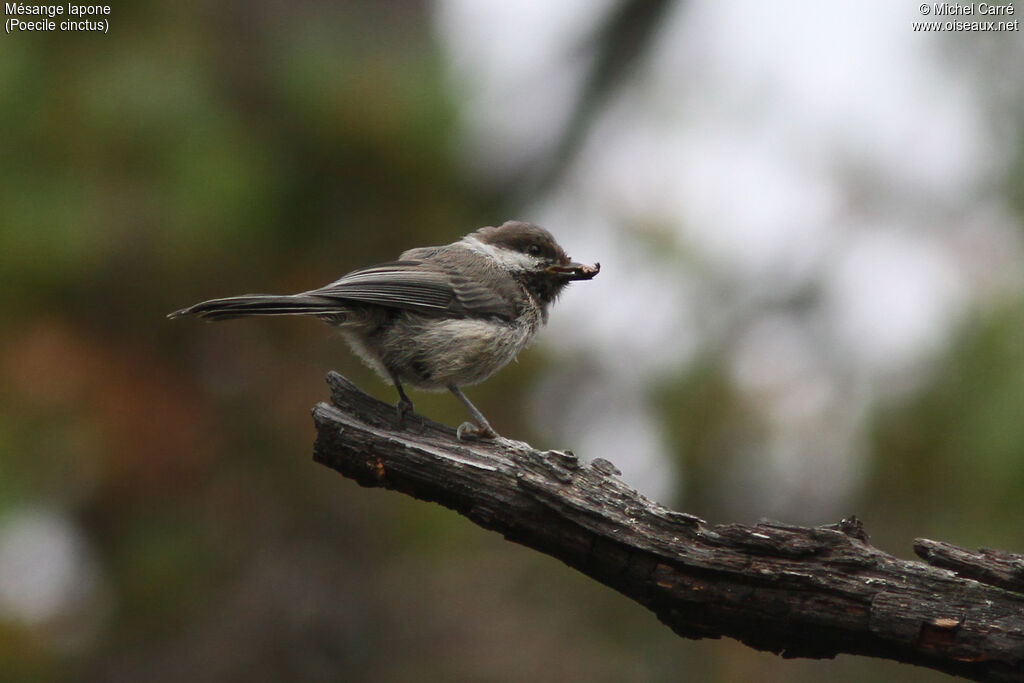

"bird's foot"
[395,396,414,423]
[457,421,497,441]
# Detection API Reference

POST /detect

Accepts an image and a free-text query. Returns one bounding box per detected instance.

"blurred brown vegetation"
[0,1,1022,682]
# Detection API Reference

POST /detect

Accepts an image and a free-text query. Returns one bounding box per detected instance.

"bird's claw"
[395,397,414,423]
[457,422,497,441]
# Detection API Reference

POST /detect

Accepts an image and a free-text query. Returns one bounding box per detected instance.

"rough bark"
[312,372,1024,682]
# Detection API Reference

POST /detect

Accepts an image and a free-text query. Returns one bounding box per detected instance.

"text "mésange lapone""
[5,3,109,17]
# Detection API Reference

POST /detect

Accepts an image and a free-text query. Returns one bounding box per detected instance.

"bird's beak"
[547,261,601,281]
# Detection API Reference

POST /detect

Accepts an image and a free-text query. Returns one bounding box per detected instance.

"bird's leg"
[390,374,414,423]
[448,385,498,440]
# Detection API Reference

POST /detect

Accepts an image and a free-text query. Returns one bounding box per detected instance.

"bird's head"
[464,220,600,305]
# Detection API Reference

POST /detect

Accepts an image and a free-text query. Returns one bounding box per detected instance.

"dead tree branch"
[312,372,1024,682]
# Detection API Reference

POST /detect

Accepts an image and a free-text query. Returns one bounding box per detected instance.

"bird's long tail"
[167,294,341,321]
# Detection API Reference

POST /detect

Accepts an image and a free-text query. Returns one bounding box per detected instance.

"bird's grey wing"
[445,272,518,320]
[308,261,515,320]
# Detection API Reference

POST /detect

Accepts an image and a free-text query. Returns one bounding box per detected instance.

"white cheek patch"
[462,236,538,271]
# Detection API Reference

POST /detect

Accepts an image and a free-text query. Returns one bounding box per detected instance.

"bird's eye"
[527,244,542,256]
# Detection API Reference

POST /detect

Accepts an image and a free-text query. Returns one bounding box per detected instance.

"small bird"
[169,221,599,439]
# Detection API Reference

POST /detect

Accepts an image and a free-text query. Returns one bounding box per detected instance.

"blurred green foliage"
[869,301,1024,551]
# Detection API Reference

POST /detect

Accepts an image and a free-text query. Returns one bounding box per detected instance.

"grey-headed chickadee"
[169,221,599,439]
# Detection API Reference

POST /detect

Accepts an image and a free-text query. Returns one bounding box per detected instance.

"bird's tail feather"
[167,294,341,321]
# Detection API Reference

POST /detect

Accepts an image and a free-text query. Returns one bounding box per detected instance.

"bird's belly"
[382,316,532,390]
